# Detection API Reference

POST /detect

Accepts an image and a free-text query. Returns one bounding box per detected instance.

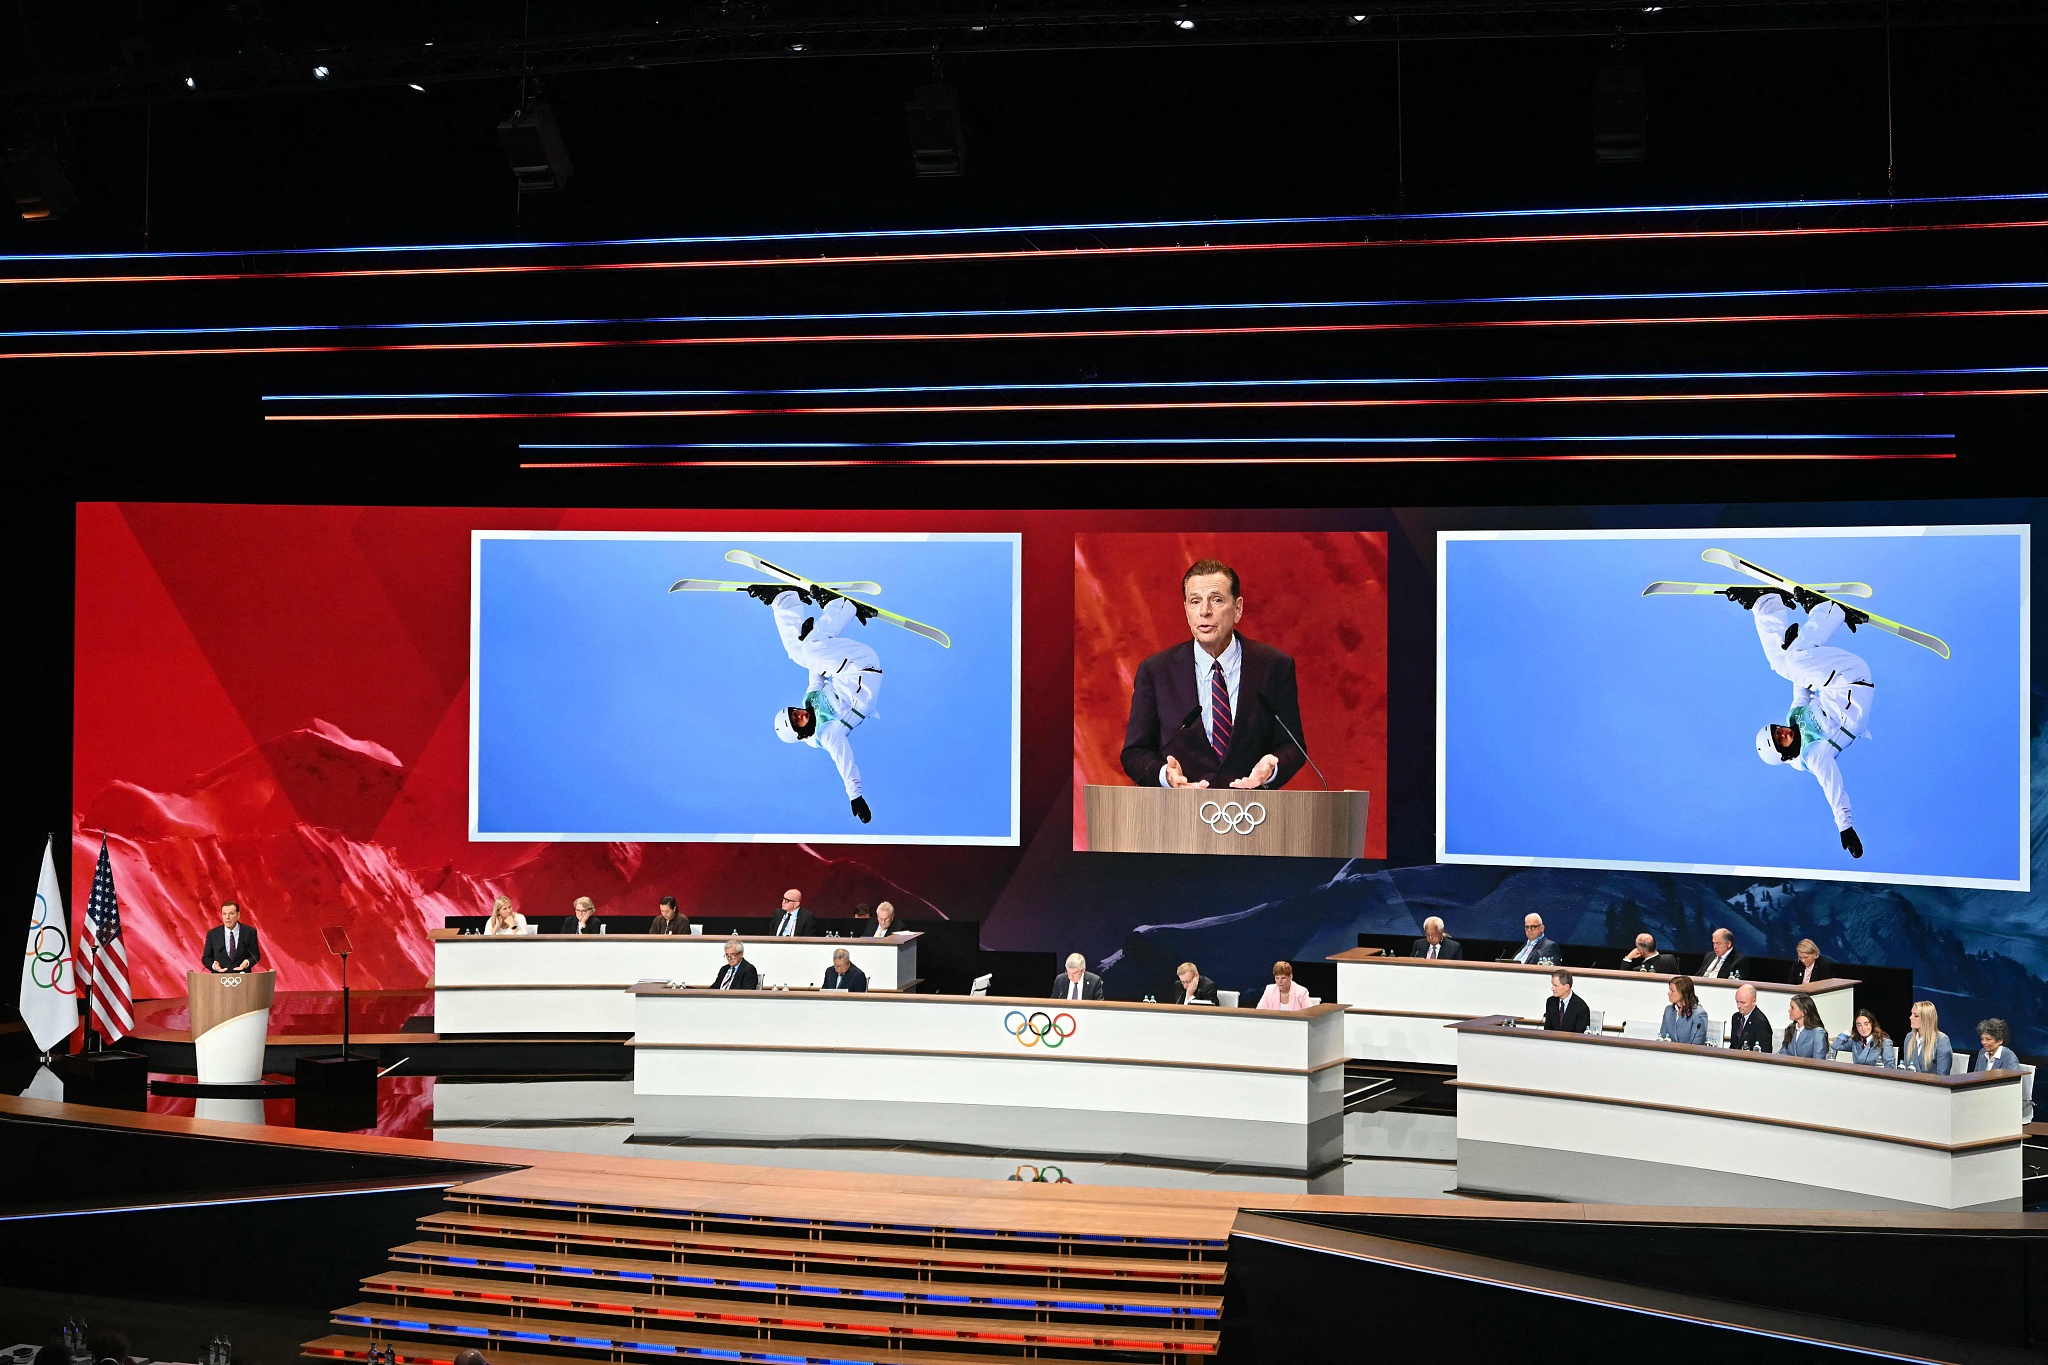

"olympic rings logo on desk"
[1003,1010,1077,1048]
[1198,800,1266,835]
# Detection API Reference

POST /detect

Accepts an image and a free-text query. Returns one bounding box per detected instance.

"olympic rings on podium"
[1198,800,1267,835]
[1002,1009,1078,1048]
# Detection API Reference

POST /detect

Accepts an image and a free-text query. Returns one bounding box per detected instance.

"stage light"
[1174,17,1195,30]
[407,82,426,92]
[905,83,965,177]
[1593,40,1647,163]
[498,102,574,192]
[183,75,196,88]
[3,136,78,222]
[313,65,330,80]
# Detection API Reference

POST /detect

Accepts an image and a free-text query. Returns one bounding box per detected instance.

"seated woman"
[1256,961,1313,1011]
[482,895,528,935]
[1779,993,1830,1059]
[1832,1007,1892,1066]
[1898,1000,1954,1075]
[648,895,691,934]
[1658,975,1707,1045]
[1974,1017,2021,1072]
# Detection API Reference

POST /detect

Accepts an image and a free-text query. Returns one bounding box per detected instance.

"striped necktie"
[1210,661,1232,762]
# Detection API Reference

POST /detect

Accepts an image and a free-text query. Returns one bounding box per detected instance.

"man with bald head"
[771,888,816,937]
[1509,913,1561,966]
[1728,982,1774,1052]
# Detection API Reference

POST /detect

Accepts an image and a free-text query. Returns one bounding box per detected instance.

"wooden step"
[330,1296,1207,1363]
[388,1240,1223,1318]
[418,1210,1227,1285]
[359,1271,1221,1355]
[454,1191,1229,1252]
[307,1334,1022,1365]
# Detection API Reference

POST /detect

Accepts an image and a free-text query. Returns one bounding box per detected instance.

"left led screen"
[472,531,1022,844]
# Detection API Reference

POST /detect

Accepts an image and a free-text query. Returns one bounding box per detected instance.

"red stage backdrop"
[1072,532,1389,854]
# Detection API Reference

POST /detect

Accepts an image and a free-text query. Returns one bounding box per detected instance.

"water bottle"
[63,1320,89,1365]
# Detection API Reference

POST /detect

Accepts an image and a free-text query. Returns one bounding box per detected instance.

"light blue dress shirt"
[1899,1031,1954,1075]
[1832,1032,1890,1066]
[1659,1004,1707,1045]
[1161,635,1244,785]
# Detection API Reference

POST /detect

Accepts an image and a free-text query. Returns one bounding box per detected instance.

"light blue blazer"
[1832,1032,1889,1066]
[1659,1005,1707,1045]
[1900,1032,1954,1075]
[1781,1027,1831,1060]
[1974,1045,2020,1073]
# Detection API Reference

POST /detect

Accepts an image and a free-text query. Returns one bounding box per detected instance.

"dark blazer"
[1621,952,1680,974]
[1410,938,1464,961]
[1120,635,1307,788]
[822,964,869,992]
[768,907,817,938]
[1506,936,1562,966]
[554,915,604,935]
[1728,1008,1775,1052]
[1791,957,1839,986]
[1052,971,1106,1001]
[712,959,761,991]
[1175,975,1220,1005]
[648,912,692,935]
[1544,993,1591,1033]
[1697,947,1748,980]
[200,924,261,973]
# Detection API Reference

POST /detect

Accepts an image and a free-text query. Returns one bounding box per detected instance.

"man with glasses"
[770,888,816,937]
[712,937,760,990]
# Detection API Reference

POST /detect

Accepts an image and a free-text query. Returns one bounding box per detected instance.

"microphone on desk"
[1256,689,1328,790]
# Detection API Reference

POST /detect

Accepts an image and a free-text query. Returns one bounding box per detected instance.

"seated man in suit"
[1727,982,1774,1051]
[1509,913,1561,966]
[871,901,899,936]
[199,901,261,973]
[769,888,817,938]
[1792,937,1838,986]
[1619,932,1678,974]
[558,896,602,935]
[1053,953,1105,1001]
[822,948,868,992]
[1410,916,1463,961]
[1697,926,1747,980]
[1174,961,1220,1005]
[711,937,761,990]
[1543,970,1591,1033]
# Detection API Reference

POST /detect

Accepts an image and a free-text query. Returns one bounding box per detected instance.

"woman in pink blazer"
[1257,960,1313,1011]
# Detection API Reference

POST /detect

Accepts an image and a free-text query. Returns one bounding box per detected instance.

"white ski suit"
[1753,594,1874,832]
[774,590,882,799]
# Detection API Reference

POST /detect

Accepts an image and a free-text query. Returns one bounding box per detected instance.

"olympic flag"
[19,835,76,1054]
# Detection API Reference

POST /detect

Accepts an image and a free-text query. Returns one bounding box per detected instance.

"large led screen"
[473,531,1021,844]
[1439,525,2030,889]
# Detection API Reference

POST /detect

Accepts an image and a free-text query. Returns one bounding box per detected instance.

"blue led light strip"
[6,190,2048,263]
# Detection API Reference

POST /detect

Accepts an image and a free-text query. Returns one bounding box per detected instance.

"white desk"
[1452,1016,2023,1211]
[630,988,1348,1173]
[432,930,919,1033]
[1331,951,1857,1067]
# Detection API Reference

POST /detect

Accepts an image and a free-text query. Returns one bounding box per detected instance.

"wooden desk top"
[1330,949,1858,996]
[629,985,1349,1021]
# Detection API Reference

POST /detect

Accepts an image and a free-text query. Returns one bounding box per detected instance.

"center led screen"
[1438,525,2030,889]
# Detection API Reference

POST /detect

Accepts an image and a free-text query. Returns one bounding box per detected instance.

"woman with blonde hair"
[1899,1000,1954,1074]
[483,895,528,935]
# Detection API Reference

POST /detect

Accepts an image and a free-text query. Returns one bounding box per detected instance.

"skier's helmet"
[1755,723,1797,766]
[773,705,817,744]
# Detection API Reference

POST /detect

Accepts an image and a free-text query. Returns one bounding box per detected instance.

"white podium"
[187,969,276,1084]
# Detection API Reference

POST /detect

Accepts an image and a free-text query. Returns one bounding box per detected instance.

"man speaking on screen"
[1120,559,1307,791]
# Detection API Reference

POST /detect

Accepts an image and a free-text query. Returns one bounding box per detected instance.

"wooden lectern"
[187,969,276,1084]
[1083,785,1370,857]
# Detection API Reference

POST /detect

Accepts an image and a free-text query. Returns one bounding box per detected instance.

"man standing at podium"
[1120,560,1307,792]
[200,902,261,973]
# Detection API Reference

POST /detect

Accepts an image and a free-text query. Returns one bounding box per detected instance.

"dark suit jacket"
[1052,971,1106,1001]
[648,912,692,935]
[1120,635,1306,788]
[555,916,604,935]
[1729,1008,1775,1052]
[1175,975,1220,1005]
[200,924,261,973]
[712,959,761,990]
[1544,993,1592,1033]
[768,907,818,938]
[1621,952,1679,974]
[1698,948,1749,980]
[1507,936,1562,966]
[1793,957,1839,986]
[823,964,869,992]
[1410,938,1464,961]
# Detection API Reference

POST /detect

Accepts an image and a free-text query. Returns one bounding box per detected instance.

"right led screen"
[1439,524,2030,890]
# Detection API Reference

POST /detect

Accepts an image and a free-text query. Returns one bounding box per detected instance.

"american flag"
[79,835,131,1042]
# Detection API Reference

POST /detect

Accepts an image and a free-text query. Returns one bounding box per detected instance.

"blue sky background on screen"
[1441,528,2026,886]
[475,534,1018,841]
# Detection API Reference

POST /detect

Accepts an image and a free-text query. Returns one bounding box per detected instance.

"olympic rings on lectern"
[1002,1009,1078,1048]
[26,892,70,991]
[1198,800,1267,836]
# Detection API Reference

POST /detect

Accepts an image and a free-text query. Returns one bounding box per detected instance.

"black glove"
[810,586,843,608]
[797,616,816,641]
[1840,827,1863,859]
[741,583,784,605]
[853,601,879,625]
[1843,605,1870,632]
[851,796,872,824]
[1793,586,1827,612]
[1723,587,1774,610]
